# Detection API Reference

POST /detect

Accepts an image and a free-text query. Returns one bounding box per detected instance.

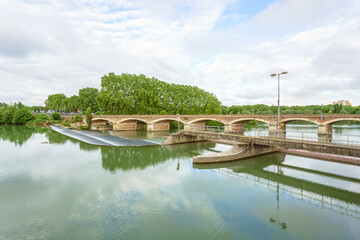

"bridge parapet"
[87,114,360,133]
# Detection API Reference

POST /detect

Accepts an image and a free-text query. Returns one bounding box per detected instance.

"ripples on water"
[0,125,359,240]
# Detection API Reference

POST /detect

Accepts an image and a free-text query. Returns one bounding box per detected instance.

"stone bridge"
[85,114,360,136]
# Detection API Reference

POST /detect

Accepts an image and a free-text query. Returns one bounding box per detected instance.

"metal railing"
[205,125,224,132]
[251,130,360,147]
[203,125,360,147]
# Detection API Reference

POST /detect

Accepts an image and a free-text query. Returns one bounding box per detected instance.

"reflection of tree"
[101,146,172,173]
[79,141,99,152]
[0,125,42,146]
[45,131,73,144]
[101,142,217,173]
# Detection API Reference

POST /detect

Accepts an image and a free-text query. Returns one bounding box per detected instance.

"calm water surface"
[0,126,359,240]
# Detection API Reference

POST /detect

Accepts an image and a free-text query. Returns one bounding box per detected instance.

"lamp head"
[270,74,276,77]
[281,71,288,74]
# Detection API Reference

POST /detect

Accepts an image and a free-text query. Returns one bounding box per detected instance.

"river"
[0,125,359,239]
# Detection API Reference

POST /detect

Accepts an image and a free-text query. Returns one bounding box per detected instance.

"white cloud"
[0,0,359,106]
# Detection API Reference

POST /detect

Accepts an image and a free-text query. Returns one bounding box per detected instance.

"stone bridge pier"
[114,121,137,131]
[318,124,333,143]
[224,123,244,134]
[147,122,170,131]
[184,123,205,131]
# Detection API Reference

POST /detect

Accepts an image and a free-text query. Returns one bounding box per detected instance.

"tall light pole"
[270,72,288,134]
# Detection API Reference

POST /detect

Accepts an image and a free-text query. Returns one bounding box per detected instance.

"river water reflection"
[0,126,359,239]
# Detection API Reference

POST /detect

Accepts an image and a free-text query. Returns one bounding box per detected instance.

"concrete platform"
[193,143,278,164]
[50,125,159,147]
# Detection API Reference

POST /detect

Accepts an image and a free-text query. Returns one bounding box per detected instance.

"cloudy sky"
[1,0,359,107]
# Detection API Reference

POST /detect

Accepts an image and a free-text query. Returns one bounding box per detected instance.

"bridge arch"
[115,118,148,131]
[185,118,225,131]
[280,118,318,125]
[151,118,186,124]
[188,118,226,125]
[91,118,115,130]
[323,118,360,125]
[117,118,149,124]
[92,117,116,124]
[229,118,270,125]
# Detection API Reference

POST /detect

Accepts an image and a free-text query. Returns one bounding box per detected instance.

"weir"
[50,126,159,146]
[163,130,360,163]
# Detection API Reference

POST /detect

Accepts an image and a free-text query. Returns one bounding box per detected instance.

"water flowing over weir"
[50,126,159,146]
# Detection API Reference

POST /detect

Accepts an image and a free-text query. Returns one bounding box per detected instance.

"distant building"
[332,100,352,106]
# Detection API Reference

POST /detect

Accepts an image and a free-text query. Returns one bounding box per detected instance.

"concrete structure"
[193,143,278,164]
[51,125,159,146]
[163,130,360,159]
[333,100,352,106]
[83,114,360,137]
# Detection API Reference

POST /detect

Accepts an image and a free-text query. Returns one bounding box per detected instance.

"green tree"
[12,108,33,125]
[0,107,5,124]
[333,104,343,114]
[67,95,80,112]
[339,109,347,114]
[85,107,92,128]
[51,112,61,120]
[45,93,67,111]
[96,73,222,115]
[3,106,16,124]
[79,88,99,112]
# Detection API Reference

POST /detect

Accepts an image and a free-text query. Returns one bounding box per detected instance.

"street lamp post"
[270,72,288,135]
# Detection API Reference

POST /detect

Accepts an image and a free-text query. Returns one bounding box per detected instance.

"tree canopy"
[96,73,222,114]
[221,104,360,115]
[45,93,67,111]
[79,88,99,112]
[42,73,222,115]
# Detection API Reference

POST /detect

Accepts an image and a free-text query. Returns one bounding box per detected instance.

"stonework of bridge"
[164,130,360,159]
[86,114,360,136]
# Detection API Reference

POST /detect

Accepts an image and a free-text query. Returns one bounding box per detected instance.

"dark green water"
[0,126,359,239]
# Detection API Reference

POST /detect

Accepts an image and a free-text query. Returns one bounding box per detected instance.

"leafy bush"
[72,114,82,123]
[79,125,89,130]
[12,108,33,125]
[3,106,16,124]
[63,122,71,127]
[86,107,92,127]
[35,113,49,122]
[0,108,5,124]
[51,112,61,120]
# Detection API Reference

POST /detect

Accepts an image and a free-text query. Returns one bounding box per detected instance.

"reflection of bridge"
[87,114,360,136]
[195,154,360,219]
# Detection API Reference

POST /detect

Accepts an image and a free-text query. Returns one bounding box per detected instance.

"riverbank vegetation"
[0,102,63,126]
[221,104,360,115]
